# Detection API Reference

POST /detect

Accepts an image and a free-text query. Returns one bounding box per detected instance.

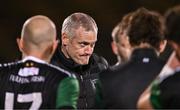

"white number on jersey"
[5,92,42,110]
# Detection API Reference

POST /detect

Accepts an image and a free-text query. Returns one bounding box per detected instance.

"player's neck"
[22,53,51,63]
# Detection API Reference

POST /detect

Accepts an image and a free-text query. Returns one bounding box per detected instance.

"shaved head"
[19,15,57,61]
[21,15,56,50]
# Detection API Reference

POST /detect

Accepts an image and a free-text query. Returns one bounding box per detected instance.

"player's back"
[0,56,77,109]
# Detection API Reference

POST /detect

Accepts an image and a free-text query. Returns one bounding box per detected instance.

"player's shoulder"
[0,60,21,68]
[45,63,76,78]
[24,56,75,78]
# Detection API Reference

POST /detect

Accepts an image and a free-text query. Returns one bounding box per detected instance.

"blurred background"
[0,0,180,65]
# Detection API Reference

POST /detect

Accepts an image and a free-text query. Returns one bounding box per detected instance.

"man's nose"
[85,46,93,54]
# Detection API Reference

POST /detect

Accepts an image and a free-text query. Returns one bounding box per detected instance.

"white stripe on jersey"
[23,56,76,78]
[47,63,76,78]
[0,56,76,78]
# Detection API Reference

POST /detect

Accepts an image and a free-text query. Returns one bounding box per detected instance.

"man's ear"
[159,40,167,53]
[52,39,59,54]
[171,42,178,50]
[61,33,69,46]
[17,38,23,52]
[111,41,118,55]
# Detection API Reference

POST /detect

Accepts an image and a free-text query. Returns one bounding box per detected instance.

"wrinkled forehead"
[74,26,97,38]
[72,28,97,43]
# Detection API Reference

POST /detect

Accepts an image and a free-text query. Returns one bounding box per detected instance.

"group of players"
[0,4,180,109]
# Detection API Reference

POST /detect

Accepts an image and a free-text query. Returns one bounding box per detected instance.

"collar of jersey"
[22,56,47,64]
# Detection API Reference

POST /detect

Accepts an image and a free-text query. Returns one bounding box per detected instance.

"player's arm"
[138,79,163,110]
[137,86,154,109]
[56,77,79,109]
[149,79,164,109]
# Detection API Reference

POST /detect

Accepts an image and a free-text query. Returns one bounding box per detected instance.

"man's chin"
[80,62,89,65]
[78,60,89,65]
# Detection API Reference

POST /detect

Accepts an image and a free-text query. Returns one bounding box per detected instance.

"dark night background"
[0,0,179,65]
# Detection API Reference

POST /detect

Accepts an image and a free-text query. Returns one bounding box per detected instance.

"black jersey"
[96,48,165,108]
[0,56,79,109]
[150,68,180,109]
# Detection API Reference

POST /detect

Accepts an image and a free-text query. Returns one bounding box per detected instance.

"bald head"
[21,15,56,49]
[19,15,57,61]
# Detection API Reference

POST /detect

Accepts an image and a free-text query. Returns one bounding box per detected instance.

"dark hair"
[165,5,180,45]
[127,8,165,50]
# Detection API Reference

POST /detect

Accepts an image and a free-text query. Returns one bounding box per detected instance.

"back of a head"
[21,15,56,51]
[112,12,133,43]
[111,23,120,43]
[127,8,165,50]
[165,5,180,45]
[61,12,98,37]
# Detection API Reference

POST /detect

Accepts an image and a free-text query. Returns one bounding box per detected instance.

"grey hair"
[61,12,98,37]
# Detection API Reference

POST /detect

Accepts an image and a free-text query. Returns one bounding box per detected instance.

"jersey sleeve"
[94,80,105,108]
[150,71,180,109]
[56,77,79,109]
[150,79,163,109]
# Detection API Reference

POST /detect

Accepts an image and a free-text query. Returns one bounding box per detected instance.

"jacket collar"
[130,48,158,62]
[54,47,92,70]
[22,56,47,64]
